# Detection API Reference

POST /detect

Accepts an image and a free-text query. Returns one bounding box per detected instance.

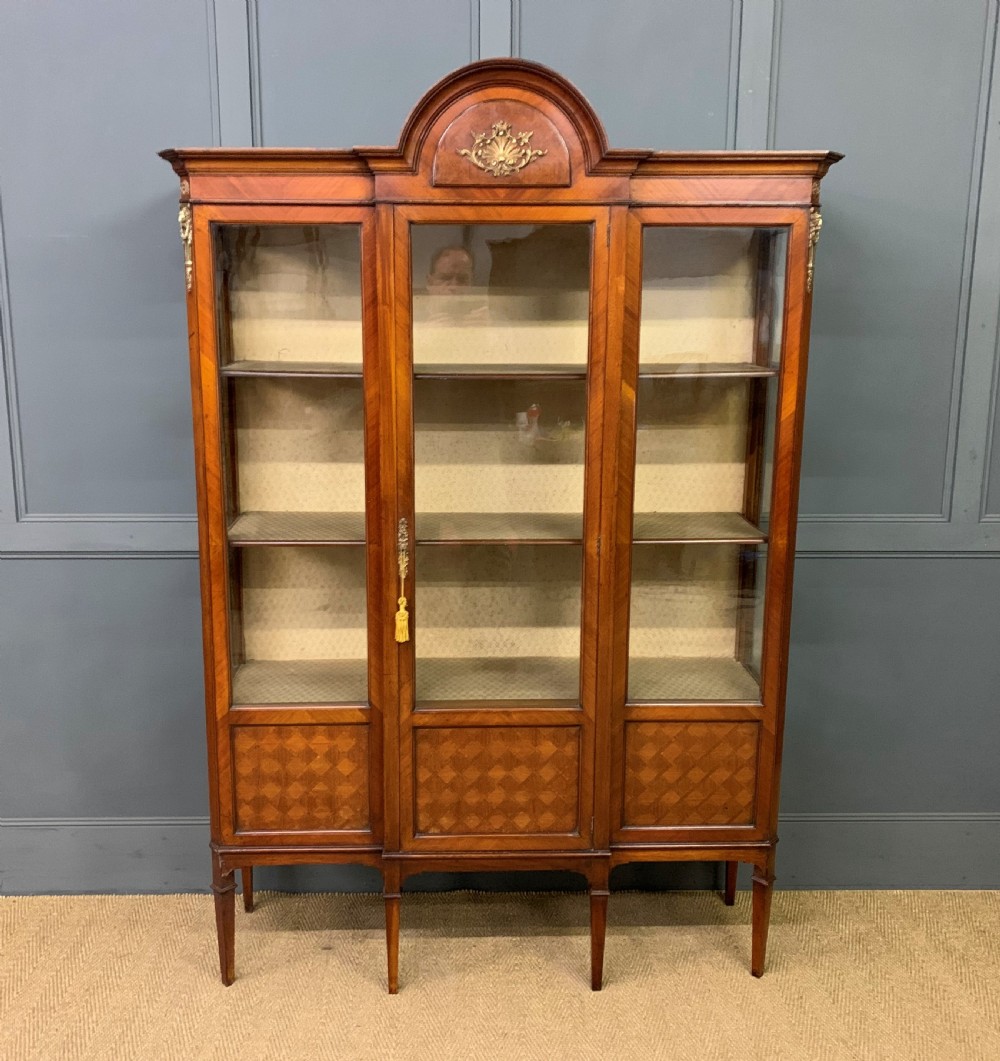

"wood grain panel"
[433,99,571,186]
[414,726,580,835]
[622,721,758,827]
[232,724,369,833]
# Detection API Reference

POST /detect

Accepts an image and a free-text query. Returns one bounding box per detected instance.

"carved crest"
[457,120,546,177]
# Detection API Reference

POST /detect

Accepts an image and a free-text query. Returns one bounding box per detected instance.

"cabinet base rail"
[210,842,778,992]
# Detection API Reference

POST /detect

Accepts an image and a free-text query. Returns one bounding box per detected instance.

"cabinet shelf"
[638,363,777,379]
[221,360,363,378]
[232,659,368,705]
[228,511,366,545]
[416,656,579,702]
[413,512,764,544]
[414,363,587,379]
[632,512,765,543]
[417,512,582,544]
[628,657,760,702]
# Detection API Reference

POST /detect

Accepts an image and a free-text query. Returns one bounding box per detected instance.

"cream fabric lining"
[235,378,365,513]
[226,226,764,681]
[240,547,367,661]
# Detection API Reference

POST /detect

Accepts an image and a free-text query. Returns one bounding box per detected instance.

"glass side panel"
[633,377,758,526]
[410,223,591,702]
[217,224,362,367]
[230,546,368,705]
[640,228,786,368]
[214,223,369,704]
[628,543,766,702]
[225,376,366,530]
[628,225,786,702]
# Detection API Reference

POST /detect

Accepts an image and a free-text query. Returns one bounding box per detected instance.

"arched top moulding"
[161,59,841,205]
[361,58,634,188]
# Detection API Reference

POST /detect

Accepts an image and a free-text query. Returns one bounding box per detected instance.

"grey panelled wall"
[0,0,998,893]
[781,1,993,519]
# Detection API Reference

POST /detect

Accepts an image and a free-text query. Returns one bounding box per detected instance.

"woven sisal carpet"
[1,891,998,1060]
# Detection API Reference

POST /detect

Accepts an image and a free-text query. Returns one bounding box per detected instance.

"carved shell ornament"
[457,120,546,177]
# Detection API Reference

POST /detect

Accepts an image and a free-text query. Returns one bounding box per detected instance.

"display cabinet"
[162,58,840,992]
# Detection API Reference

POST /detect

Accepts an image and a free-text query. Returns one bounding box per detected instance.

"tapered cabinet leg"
[211,862,237,986]
[242,867,254,913]
[589,864,610,991]
[384,865,401,995]
[723,861,738,906]
[590,890,609,991]
[751,853,776,977]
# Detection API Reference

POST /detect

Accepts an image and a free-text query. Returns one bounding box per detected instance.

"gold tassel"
[394,596,409,643]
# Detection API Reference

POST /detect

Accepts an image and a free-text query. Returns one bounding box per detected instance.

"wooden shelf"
[632,512,765,543]
[417,512,582,544]
[228,511,365,545]
[221,360,363,378]
[638,362,777,379]
[416,656,579,702]
[414,363,587,379]
[628,657,760,702]
[413,512,764,544]
[232,659,368,704]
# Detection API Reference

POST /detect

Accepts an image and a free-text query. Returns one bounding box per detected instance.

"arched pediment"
[358,59,629,186]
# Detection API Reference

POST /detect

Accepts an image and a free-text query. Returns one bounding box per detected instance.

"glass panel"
[628,543,766,702]
[214,223,368,704]
[415,544,582,702]
[411,224,591,701]
[640,228,786,369]
[226,376,365,536]
[628,226,785,702]
[633,377,763,535]
[412,224,590,369]
[230,546,368,705]
[217,224,362,368]
[413,377,587,540]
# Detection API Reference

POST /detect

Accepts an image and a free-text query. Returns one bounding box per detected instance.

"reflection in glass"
[411,223,591,368]
[216,224,363,366]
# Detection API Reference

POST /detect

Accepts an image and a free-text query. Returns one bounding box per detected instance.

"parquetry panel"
[622,721,758,827]
[414,726,580,835]
[232,724,369,833]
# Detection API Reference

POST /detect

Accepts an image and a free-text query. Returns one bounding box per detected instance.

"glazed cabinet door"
[191,206,383,847]
[610,208,810,845]
[389,205,611,851]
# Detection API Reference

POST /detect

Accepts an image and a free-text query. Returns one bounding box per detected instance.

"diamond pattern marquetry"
[414,727,580,835]
[623,722,759,827]
[233,725,369,833]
